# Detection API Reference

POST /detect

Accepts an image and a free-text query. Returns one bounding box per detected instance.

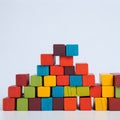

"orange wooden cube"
[50,66,64,75]
[64,98,77,110]
[83,74,95,86]
[3,97,15,111]
[8,86,21,98]
[76,63,88,75]
[60,56,73,66]
[41,54,54,65]
[57,75,69,86]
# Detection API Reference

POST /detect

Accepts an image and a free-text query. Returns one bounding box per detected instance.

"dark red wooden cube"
[53,98,64,110]
[113,73,120,86]
[64,66,75,75]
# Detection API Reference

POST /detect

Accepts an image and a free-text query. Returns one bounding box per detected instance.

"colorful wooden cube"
[57,75,69,86]
[37,87,50,97]
[29,98,41,110]
[76,63,88,75]
[94,98,107,111]
[50,66,64,75]
[17,98,28,111]
[64,97,77,110]
[24,86,35,98]
[16,74,29,86]
[53,44,66,56]
[113,74,120,86]
[3,98,15,111]
[77,86,90,96]
[30,75,42,86]
[100,74,113,86]
[64,66,75,75]
[83,74,95,86]
[80,97,92,110]
[60,56,73,66]
[8,86,21,98]
[52,86,64,97]
[90,85,102,97]
[64,86,76,97]
[66,44,78,56]
[37,65,49,76]
[41,54,54,65]
[115,87,120,98]
[44,75,56,86]
[53,98,64,110]
[70,75,82,86]
[41,98,52,111]
[102,86,114,97]
[108,98,120,111]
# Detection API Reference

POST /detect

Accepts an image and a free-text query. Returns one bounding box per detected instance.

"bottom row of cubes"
[3,97,120,111]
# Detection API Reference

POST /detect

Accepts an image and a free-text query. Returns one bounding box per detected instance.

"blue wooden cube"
[41,98,52,111]
[70,75,82,86]
[52,86,64,97]
[37,65,49,76]
[66,44,78,56]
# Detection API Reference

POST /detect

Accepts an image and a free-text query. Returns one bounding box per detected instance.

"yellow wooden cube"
[95,98,107,111]
[100,73,113,86]
[37,87,50,97]
[102,86,114,97]
[44,76,56,86]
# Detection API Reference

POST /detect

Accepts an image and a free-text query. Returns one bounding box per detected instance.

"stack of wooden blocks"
[3,44,120,111]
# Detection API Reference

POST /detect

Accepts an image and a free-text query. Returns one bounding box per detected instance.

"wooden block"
[37,65,49,76]
[76,63,88,75]
[52,86,64,97]
[53,44,66,56]
[24,86,35,98]
[100,73,113,86]
[90,85,102,97]
[37,87,50,97]
[115,87,120,98]
[50,66,64,75]
[3,97,15,111]
[57,75,69,86]
[70,75,82,86]
[83,74,95,86]
[53,98,64,110]
[60,56,73,66]
[41,54,54,65]
[66,44,78,56]
[16,74,29,86]
[108,98,120,111]
[102,86,114,97]
[80,97,92,110]
[8,85,21,98]
[64,66,75,75]
[41,98,52,111]
[64,97,77,110]
[113,73,120,86]
[64,86,76,97]
[17,98,28,111]
[77,86,90,96]
[44,75,56,86]
[29,98,41,110]
[30,75,42,86]
[94,98,107,111]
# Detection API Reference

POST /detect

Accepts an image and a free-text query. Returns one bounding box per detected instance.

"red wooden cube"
[50,66,64,75]
[16,74,29,86]
[3,97,15,111]
[113,73,120,86]
[8,86,21,98]
[60,56,73,66]
[57,75,69,86]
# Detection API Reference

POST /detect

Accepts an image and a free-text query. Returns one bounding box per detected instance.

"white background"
[0,0,120,120]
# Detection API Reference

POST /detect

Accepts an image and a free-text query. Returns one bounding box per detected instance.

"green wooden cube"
[17,98,28,111]
[64,86,76,97]
[24,86,35,98]
[77,86,90,96]
[30,75,42,86]
[115,87,120,98]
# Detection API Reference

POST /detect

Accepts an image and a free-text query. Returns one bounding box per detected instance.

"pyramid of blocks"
[3,44,120,111]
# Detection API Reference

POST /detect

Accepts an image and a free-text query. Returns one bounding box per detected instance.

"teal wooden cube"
[24,86,35,98]
[30,75,42,86]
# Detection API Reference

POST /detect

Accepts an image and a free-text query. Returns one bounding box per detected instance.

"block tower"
[2,44,120,111]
